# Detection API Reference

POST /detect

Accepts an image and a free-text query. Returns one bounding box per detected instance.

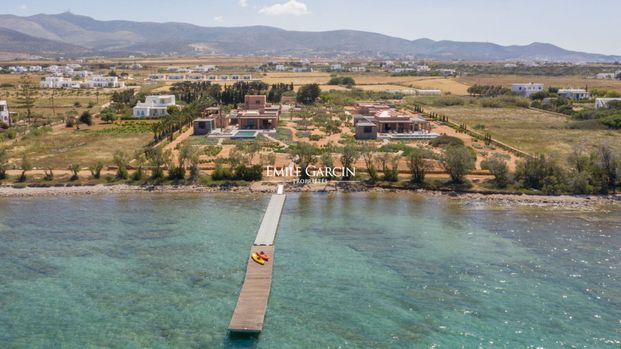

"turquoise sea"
[0,193,619,348]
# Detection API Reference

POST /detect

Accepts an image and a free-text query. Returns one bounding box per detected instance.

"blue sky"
[5,0,621,55]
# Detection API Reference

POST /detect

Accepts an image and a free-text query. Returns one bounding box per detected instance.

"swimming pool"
[231,130,259,139]
[380,132,440,140]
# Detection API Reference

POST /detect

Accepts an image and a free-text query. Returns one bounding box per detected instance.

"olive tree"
[406,148,432,184]
[361,144,378,182]
[441,145,475,184]
[289,142,318,180]
[480,157,509,188]
[340,144,361,180]
[0,147,8,180]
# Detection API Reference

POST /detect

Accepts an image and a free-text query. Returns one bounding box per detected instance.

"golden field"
[426,104,621,162]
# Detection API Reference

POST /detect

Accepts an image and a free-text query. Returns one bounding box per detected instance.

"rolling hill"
[0,12,618,62]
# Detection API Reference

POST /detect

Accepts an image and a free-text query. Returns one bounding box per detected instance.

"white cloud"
[259,0,311,16]
[19,4,28,10]
[239,0,249,7]
[213,16,224,23]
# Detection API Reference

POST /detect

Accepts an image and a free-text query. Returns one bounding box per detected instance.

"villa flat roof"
[378,119,422,123]
[356,122,376,127]
[559,89,588,92]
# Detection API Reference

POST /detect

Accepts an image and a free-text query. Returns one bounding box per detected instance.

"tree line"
[170,81,294,105]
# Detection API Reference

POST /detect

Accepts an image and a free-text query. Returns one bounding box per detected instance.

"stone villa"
[353,103,433,140]
[236,95,280,130]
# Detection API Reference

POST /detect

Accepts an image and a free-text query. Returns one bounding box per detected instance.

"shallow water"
[0,193,619,348]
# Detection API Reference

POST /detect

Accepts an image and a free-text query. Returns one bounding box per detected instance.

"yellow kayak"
[251,253,265,265]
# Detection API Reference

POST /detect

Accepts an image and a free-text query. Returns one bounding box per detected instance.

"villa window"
[364,126,372,133]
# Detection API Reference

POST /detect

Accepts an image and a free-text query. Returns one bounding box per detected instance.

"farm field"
[426,104,621,162]
[260,72,470,94]
[5,121,154,169]
[261,72,331,85]
[344,84,406,91]
[0,75,117,118]
[458,74,621,93]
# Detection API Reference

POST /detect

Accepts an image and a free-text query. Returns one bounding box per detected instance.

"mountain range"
[0,12,619,62]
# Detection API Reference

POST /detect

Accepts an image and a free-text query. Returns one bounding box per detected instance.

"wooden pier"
[228,185,285,334]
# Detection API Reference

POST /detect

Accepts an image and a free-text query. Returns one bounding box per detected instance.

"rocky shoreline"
[0,182,618,208]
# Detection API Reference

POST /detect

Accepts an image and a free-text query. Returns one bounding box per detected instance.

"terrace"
[236,95,281,131]
[353,108,437,140]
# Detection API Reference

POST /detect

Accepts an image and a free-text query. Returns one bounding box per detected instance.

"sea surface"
[0,192,619,348]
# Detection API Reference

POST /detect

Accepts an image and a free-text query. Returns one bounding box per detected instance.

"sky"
[4,0,621,55]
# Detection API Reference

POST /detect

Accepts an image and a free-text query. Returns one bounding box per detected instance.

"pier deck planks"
[229,185,285,334]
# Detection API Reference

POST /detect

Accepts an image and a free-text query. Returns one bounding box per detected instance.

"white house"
[330,64,343,71]
[596,73,616,79]
[504,63,518,68]
[393,68,416,73]
[85,76,124,88]
[0,100,10,126]
[558,89,591,100]
[417,65,431,72]
[167,74,185,81]
[193,64,215,73]
[595,98,621,109]
[68,70,92,78]
[133,95,176,118]
[512,83,544,96]
[148,74,167,81]
[349,66,367,72]
[45,65,60,73]
[291,67,310,72]
[28,65,43,72]
[436,68,456,76]
[40,76,81,89]
[186,73,205,81]
[275,64,287,71]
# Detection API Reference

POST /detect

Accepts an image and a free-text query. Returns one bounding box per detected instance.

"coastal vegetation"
[1,61,620,197]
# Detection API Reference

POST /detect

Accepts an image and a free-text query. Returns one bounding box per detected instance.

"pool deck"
[228,184,286,334]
